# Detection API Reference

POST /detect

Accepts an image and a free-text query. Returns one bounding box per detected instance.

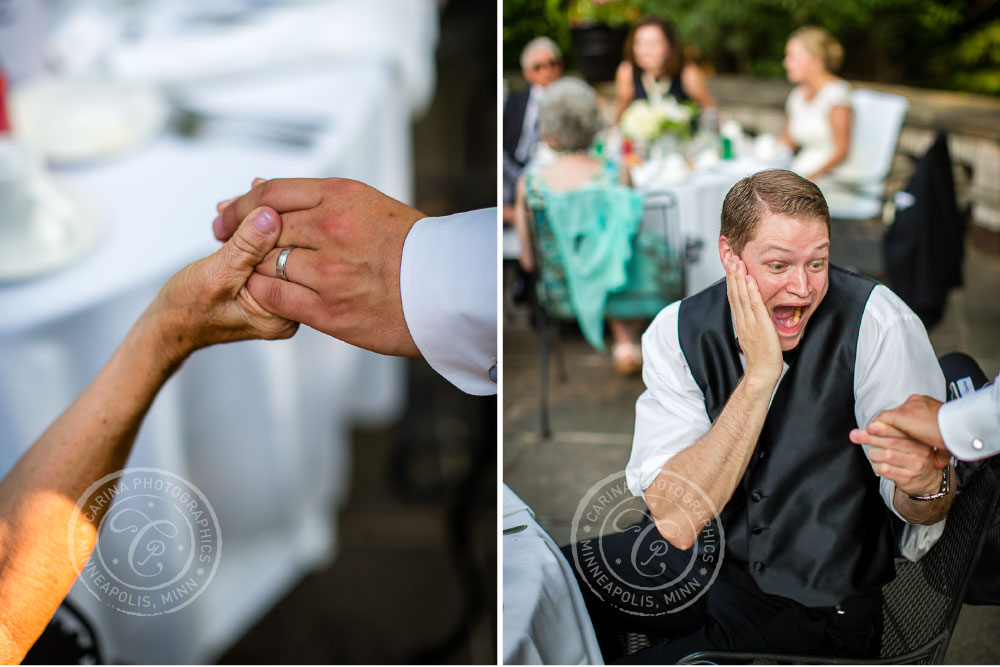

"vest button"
[751,526,765,535]
[757,449,767,461]
[753,561,765,572]
[750,490,763,502]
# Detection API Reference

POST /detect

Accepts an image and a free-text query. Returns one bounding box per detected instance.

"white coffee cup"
[0,138,41,244]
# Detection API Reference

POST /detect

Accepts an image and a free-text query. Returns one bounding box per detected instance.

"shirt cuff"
[626,454,672,499]
[399,210,497,396]
[939,388,1000,460]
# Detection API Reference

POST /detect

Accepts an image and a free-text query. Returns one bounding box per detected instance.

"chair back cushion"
[832,88,909,186]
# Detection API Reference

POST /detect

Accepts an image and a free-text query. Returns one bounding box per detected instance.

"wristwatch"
[907,465,950,501]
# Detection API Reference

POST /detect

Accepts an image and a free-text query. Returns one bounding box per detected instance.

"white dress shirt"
[626,284,946,526]
[399,209,497,396]
[939,372,1000,460]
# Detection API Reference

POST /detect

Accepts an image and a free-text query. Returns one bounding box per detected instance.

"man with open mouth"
[565,169,954,663]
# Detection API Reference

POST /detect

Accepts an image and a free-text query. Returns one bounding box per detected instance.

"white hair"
[537,78,601,152]
[520,36,562,70]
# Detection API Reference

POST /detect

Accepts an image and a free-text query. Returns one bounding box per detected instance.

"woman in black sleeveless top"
[613,16,716,123]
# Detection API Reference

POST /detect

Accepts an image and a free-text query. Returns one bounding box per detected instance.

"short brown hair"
[721,169,830,255]
[624,16,685,79]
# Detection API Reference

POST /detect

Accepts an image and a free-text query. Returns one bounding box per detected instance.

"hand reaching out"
[868,395,946,451]
[849,395,950,497]
[151,205,298,360]
[0,204,298,665]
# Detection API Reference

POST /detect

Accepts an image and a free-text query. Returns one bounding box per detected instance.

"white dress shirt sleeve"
[399,209,497,396]
[854,285,946,523]
[939,372,1000,460]
[626,302,713,497]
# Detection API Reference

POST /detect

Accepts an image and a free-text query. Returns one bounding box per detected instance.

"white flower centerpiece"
[620,97,696,161]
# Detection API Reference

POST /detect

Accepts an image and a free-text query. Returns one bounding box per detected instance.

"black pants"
[562,523,883,664]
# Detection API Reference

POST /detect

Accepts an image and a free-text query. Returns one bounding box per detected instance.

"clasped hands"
[724,257,945,497]
[850,395,950,497]
[148,177,426,365]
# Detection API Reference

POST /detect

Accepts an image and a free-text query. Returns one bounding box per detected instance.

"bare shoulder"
[681,61,704,79]
[615,60,634,86]
[682,62,710,85]
[540,155,603,191]
[680,62,715,106]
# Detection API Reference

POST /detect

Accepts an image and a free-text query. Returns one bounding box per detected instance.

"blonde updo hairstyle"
[790,26,844,73]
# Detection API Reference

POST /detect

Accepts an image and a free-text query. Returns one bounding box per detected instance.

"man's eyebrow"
[760,241,831,254]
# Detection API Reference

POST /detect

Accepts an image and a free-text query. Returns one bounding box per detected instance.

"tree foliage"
[503,0,1000,95]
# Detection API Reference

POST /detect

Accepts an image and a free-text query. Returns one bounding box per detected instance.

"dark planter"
[570,24,629,83]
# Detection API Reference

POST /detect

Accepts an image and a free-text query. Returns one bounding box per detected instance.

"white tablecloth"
[503,485,603,665]
[633,156,784,295]
[0,50,429,667]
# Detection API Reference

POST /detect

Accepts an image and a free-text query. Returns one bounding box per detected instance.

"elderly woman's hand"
[0,207,297,665]
[146,206,298,363]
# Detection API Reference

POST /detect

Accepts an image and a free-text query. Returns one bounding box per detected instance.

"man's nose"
[786,268,809,296]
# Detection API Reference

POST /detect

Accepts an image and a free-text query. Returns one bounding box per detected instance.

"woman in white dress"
[779,27,852,182]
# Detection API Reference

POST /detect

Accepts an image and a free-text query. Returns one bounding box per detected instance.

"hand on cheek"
[726,255,782,383]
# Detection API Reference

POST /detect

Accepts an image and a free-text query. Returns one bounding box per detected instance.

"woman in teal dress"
[513,77,647,375]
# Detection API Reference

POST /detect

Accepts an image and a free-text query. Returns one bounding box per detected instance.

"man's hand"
[849,420,954,525]
[849,394,951,494]
[213,178,426,357]
[868,394,946,451]
[849,417,949,496]
[726,257,782,385]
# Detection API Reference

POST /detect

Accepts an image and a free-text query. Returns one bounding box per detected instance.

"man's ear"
[718,236,737,266]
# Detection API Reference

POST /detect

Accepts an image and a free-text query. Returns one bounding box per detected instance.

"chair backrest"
[526,195,575,320]
[879,463,1000,663]
[526,188,684,323]
[606,190,684,319]
[831,88,909,187]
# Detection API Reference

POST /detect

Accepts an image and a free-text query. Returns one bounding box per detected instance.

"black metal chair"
[672,461,1000,665]
[525,190,687,438]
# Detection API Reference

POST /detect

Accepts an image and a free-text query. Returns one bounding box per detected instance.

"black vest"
[677,266,896,607]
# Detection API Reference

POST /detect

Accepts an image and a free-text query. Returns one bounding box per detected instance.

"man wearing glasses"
[502,36,563,224]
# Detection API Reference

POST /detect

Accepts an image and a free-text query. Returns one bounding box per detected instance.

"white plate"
[9,76,169,164]
[0,176,103,283]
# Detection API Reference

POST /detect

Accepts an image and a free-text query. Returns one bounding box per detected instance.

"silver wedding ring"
[276,246,296,281]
